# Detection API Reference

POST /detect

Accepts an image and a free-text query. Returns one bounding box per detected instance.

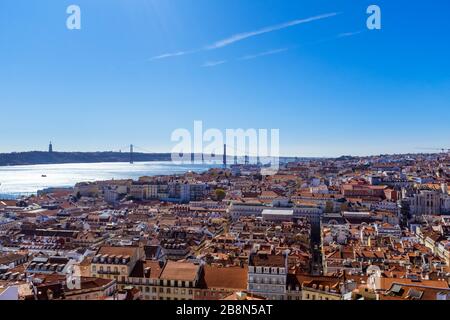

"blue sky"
[0,0,449,157]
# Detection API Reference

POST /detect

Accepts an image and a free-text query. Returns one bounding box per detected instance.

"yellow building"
[90,246,144,289]
[301,280,346,300]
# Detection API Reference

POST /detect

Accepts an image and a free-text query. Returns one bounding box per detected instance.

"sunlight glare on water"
[0,162,218,195]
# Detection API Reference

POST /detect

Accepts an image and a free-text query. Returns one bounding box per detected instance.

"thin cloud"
[206,12,340,50]
[149,49,198,61]
[337,30,364,38]
[202,60,227,67]
[149,12,340,61]
[239,48,289,61]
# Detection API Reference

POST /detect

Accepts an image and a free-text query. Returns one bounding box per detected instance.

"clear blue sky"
[1,0,449,157]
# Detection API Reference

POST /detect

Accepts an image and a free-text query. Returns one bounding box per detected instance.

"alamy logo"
[367,5,381,30]
[171,121,280,175]
[66,5,81,30]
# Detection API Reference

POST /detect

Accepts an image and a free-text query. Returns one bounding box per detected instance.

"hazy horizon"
[0,147,447,160]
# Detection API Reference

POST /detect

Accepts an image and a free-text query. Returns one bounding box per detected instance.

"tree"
[214,189,226,202]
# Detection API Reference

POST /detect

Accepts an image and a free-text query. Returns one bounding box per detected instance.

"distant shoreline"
[0,151,305,167]
[0,150,442,167]
[0,151,173,167]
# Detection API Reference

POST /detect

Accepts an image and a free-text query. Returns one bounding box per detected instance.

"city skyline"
[2,0,450,306]
[1,0,449,157]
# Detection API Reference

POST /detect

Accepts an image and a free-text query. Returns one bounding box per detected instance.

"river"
[0,161,219,196]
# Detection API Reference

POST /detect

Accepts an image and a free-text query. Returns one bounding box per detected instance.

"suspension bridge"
[115,143,268,168]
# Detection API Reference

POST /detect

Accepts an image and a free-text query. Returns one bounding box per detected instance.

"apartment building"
[196,265,248,300]
[157,261,201,300]
[301,279,354,300]
[126,260,164,300]
[90,246,145,289]
[247,252,288,300]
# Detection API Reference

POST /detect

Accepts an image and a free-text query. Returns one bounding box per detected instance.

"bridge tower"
[130,144,134,164]
[223,144,227,169]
